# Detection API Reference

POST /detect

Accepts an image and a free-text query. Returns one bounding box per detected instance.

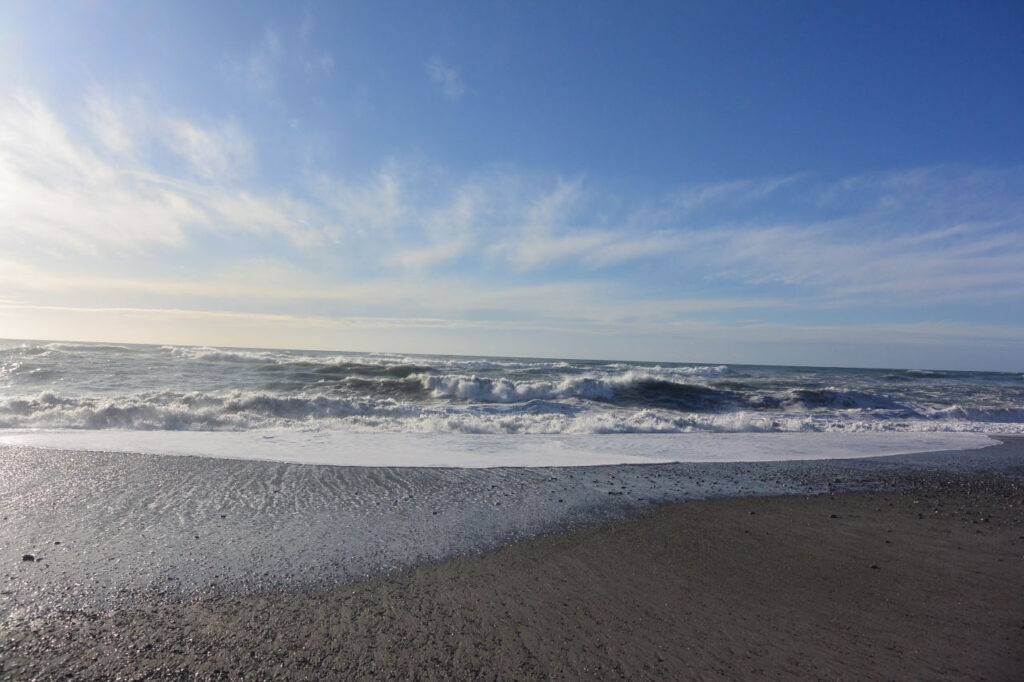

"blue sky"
[1,1,1022,370]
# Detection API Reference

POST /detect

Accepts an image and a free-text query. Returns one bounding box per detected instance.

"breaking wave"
[0,341,1021,435]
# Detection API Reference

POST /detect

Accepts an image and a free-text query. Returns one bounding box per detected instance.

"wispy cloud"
[0,254,788,336]
[297,9,334,76]
[164,118,253,180]
[389,177,491,269]
[703,199,1024,305]
[0,92,315,252]
[222,21,335,97]
[484,167,1024,305]
[83,89,138,156]
[314,165,407,240]
[663,174,805,214]
[3,89,1022,359]
[243,28,284,94]
[426,58,465,100]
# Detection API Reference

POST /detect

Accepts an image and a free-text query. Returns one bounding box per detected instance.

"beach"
[4,0,1023,677]
[2,438,1023,680]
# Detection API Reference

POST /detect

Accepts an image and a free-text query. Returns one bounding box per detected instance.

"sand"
[2,467,1023,680]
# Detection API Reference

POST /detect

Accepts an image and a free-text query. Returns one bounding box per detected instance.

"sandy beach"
[5,0,1023,677]
[2,440,1023,680]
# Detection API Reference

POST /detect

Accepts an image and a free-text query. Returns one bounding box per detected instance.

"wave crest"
[414,370,738,410]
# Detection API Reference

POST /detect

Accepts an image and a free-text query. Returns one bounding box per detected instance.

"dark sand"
[3,469,1022,680]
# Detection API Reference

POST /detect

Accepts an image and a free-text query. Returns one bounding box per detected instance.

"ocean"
[0,339,1019,466]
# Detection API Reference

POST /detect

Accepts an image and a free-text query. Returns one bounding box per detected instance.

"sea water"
[1,339,1019,466]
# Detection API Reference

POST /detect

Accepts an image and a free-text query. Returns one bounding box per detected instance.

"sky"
[0,1,1022,371]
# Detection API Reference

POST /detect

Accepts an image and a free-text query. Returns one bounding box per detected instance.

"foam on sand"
[0,429,995,467]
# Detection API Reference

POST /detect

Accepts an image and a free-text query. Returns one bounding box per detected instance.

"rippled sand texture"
[2,437,1023,622]
[3,465,1023,680]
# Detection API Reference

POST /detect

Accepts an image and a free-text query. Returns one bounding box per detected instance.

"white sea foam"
[417,373,616,402]
[2,387,1024,436]
[0,429,996,468]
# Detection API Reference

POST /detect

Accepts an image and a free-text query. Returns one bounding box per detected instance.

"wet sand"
[4,437,1023,621]
[3,468,1023,680]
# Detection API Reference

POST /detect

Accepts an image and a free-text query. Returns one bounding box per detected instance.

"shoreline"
[0,437,1020,618]
[1,438,1023,678]
[0,430,996,468]
[3,470,1022,680]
